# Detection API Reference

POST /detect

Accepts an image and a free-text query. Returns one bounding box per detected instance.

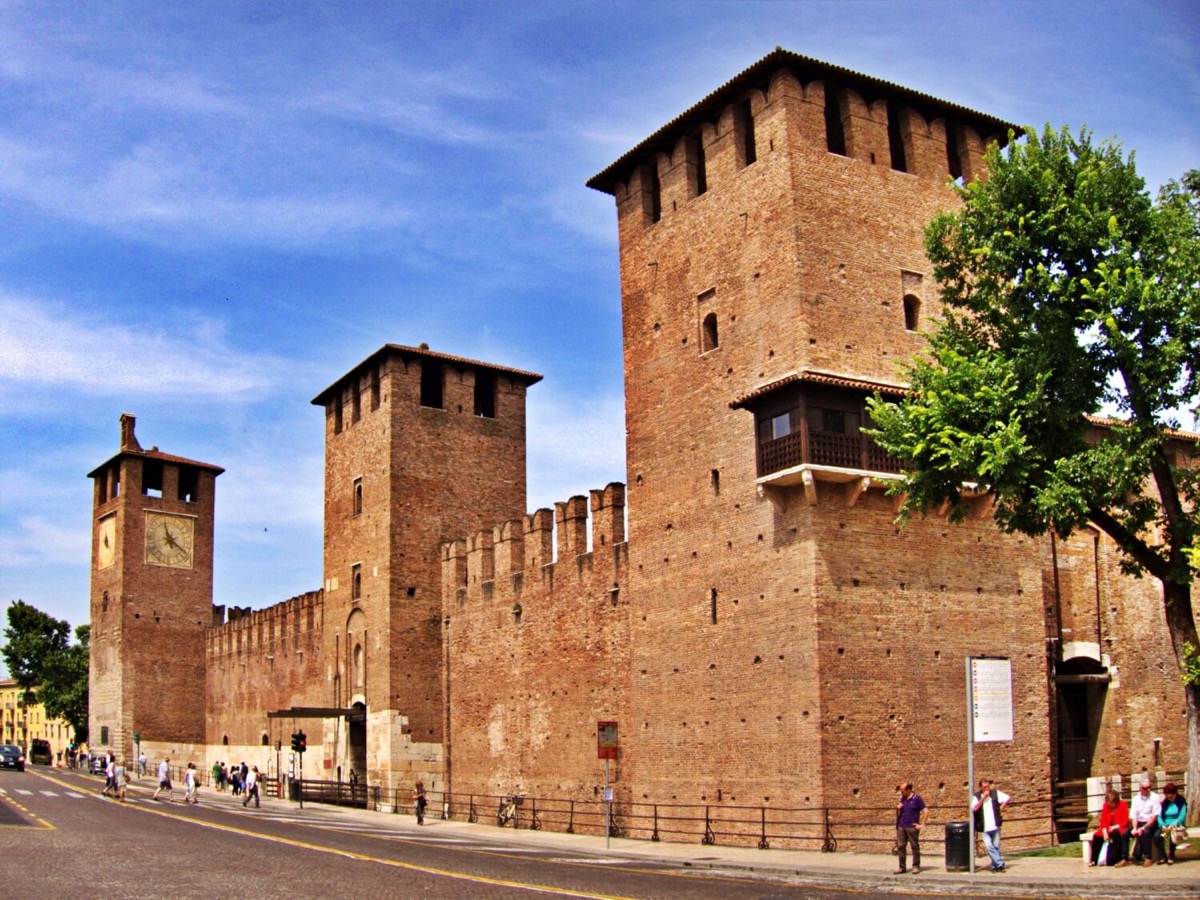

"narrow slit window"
[474,370,496,418]
[887,104,907,172]
[946,123,963,181]
[694,133,707,197]
[697,288,718,353]
[701,312,718,352]
[739,98,756,166]
[352,564,362,601]
[178,465,198,503]
[142,459,163,498]
[903,294,921,331]
[647,164,662,223]
[710,588,718,624]
[352,477,363,517]
[824,88,847,155]
[420,361,444,409]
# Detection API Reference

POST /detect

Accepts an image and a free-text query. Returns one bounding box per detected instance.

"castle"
[88,49,1190,844]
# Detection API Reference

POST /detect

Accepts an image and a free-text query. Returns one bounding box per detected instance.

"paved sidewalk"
[132,776,1198,898]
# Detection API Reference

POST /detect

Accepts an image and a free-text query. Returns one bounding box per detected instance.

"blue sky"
[2,0,1198,666]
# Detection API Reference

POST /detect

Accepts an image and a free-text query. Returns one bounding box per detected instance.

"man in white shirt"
[242,765,260,808]
[152,757,173,801]
[1129,780,1162,866]
[972,779,1011,872]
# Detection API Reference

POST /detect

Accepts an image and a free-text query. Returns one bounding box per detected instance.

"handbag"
[1171,825,1189,844]
[1096,841,1109,866]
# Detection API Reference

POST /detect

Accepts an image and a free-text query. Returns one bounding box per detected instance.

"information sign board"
[969,657,1013,743]
[597,720,618,759]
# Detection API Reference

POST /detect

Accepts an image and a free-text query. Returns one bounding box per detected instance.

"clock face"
[144,512,195,569]
[97,516,116,569]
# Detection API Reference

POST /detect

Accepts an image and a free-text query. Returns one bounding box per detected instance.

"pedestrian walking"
[114,758,128,803]
[895,782,928,874]
[212,760,222,792]
[152,756,173,801]
[101,755,116,797]
[414,780,428,825]
[242,765,260,808]
[184,762,200,804]
[138,752,147,777]
[971,778,1011,872]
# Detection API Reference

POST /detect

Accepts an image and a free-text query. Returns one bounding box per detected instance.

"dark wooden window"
[752,385,900,477]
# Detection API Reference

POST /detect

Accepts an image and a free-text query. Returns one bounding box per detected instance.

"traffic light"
[290,732,301,753]
[298,731,307,754]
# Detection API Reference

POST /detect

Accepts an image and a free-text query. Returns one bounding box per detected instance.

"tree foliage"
[868,127,1199,584]
[867,127,1200,811]
[1,600,89,742]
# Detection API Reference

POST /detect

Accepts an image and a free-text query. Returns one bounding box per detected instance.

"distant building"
[89,49,1193,847]
[0,678,75,760]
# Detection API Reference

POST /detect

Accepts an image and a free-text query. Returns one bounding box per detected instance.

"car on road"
[0,743,26,771]
[89,753,109,776]
[29,738,52,765]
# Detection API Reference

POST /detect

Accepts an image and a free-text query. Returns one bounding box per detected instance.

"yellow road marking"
[0,788,55,830]
[30,769,633,899]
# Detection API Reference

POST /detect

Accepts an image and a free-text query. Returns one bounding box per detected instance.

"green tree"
[39,625,90,744]
[1,601,88,745]
[867,128,1200,818]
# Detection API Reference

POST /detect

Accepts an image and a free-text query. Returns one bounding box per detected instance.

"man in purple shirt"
[895,782,929,874]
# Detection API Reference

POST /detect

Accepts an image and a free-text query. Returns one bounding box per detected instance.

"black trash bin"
[288,779,300,801]
[945,821,970,871]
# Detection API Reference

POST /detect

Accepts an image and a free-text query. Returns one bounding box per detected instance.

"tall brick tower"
[587,51,1051,812]
[88,414,222,760]
[311,345,540,787]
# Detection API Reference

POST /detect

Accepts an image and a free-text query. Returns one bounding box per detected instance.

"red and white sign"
[597,720,618,760]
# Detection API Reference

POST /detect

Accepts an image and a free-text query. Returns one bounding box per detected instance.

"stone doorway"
[349,701,367,780]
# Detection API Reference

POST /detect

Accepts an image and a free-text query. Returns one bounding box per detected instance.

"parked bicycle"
[497,793,524,827]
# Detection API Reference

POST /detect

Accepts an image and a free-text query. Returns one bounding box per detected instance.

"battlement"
[442,482,627,607]
[206,589,324,660]
[587,49,1015,228]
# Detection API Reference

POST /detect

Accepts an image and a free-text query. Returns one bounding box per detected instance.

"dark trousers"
[1131,821,1160,862]
[896,826,921,870]
[1090,829,1128,864]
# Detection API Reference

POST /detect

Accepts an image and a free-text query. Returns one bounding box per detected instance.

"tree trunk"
[1186,681,1200,826]
[1161,579,1199,824]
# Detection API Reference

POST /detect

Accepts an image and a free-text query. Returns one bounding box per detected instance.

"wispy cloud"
[0,293,285,401]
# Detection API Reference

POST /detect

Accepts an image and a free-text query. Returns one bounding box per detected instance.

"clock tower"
[88,413,223,760]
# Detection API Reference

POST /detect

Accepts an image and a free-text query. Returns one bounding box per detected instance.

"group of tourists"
[97,754,129,802]
[892,780,1010,875]
[1090,780,1189,867]
[209,760,252,796]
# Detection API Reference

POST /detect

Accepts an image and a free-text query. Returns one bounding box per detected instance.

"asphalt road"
[0,766,998,899]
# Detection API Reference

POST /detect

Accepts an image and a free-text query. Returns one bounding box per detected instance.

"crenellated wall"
[205,590,326,747]
[442,483,630,799]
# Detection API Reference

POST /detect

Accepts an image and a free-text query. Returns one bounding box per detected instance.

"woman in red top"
[1090,788,1131,867]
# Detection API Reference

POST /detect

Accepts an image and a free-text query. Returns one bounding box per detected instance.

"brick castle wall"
[442,484,630,799]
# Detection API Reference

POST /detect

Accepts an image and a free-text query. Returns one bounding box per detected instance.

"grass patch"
[1011,843,1084,859]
